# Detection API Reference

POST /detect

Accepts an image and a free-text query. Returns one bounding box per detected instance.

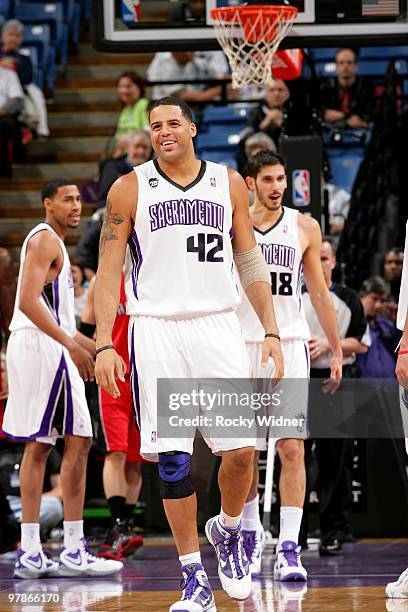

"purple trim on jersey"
[296,261,303,311]
[53,276,60,325]
[62,353,74,434]
[128,230,143,300]
[229,227,233,240]
[129,321,141,429]
[304,342,310,376]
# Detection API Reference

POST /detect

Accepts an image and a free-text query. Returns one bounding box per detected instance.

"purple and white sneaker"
[242,529,266,576]
[205,516,251,600]
[58,537,123,577]
[273,541,307,582]
[170,563,216,611]
[14,548,58,579]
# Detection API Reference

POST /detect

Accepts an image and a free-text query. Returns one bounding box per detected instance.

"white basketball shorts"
[246,338,310,450]
[3,329,92,444]
[129,310,256,461]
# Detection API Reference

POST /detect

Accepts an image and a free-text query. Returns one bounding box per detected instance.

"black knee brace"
[158,451,194,499]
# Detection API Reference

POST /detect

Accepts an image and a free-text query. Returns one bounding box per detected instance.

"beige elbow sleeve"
[233,245,271,290]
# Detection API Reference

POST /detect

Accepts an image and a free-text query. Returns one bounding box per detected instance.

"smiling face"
[149,104,196,163]
[246,163,287,212]
[44,185,82,230]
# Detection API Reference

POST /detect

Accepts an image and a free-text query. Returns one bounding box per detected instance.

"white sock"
[278,506,303,549]
[21,523,41,553]
[179,551,202,568]
[218,508,242,530]
[63,520,84,551]
[242,495,263,532]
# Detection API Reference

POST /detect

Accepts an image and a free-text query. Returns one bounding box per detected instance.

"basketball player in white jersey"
[386,219,408,600]
[2,179,122,579]
[236,151,343,580]
[94,97,284,611]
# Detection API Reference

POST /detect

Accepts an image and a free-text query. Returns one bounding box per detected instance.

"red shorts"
[99,377,144,462]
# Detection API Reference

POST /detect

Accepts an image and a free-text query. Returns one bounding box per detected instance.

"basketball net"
[211,4,298,89]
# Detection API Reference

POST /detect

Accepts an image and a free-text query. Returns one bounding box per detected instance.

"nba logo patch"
[292,170,310,207]
[149,177,158,188]
[210,177,216,187]
[151,430,157,443]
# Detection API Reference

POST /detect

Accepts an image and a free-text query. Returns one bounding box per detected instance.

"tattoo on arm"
[99,198,124,257]
[248,210,255,241]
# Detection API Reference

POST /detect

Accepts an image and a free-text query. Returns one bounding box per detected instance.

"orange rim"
[210,4,298,23]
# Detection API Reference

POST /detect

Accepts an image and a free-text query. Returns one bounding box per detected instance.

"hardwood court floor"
[0,538,407,611]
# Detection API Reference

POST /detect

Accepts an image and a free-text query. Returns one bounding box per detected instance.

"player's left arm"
[229,168,283,379]
[301,216,343,391]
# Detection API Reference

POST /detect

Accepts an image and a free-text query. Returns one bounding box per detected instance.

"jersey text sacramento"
[149,199,224,232]
[260,243,295,271]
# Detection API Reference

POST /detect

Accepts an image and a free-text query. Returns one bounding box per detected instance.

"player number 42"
[187,233,224,262]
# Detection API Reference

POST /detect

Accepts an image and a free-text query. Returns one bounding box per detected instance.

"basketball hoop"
[210,4,298,88]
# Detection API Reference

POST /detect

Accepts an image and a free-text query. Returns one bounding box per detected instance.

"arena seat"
[202,104,255,126]
[23,23,56,92]
[199,150,237,169]
[14,2,67,73]
[0,0,11,18]
[360,46,408,60]
[195,130,240,151]
[329,155,362,194]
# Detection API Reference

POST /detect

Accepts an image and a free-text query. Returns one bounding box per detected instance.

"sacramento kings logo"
[149,177,158,188]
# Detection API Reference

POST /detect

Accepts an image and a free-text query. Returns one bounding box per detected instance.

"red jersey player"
[80,273,144,560]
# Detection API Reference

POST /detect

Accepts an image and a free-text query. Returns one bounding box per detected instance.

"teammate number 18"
[271,271,293,295]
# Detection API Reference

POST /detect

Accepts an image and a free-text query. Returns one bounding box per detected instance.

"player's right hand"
[95,349,126,399]
[69,342,95,382]
[396,353,408,389]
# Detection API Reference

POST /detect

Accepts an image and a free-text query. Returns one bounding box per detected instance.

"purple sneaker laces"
[180,564,202,600]
[218,530,245,579]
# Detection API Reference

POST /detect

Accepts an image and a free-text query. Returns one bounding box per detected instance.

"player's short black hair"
[246,150,287,179]
[359,276,390,297]
[148,96,193,123]
[41,178,75,203]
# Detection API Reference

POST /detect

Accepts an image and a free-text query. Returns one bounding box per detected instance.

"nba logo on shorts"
[151,430,157,443]
[292,170,310,207]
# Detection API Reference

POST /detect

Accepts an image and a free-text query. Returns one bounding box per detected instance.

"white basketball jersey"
[397,219,408,331]
[237,206,310,342]
[124,159,240,317]
[10,223,76,337]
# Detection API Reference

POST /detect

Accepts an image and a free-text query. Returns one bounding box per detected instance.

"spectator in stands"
[98,129,152,209]
[325,181,351,240]
[303,237,369,555]
[0,441,64,538]
[356,276,401,378]
[0,63,24,178]
[147,51,222,102]
[0,20,49,137]
[239,78,314,151]
[245,132,277,159]
[113,71,149,157]
[320,48,375,130]
[170,0,206,21]
[70,258,89,327]
[236,132,276,177]
[383,246,404,302]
